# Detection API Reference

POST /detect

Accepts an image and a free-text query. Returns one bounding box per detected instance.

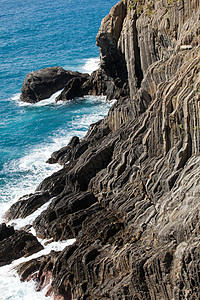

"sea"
[0,0,117,299]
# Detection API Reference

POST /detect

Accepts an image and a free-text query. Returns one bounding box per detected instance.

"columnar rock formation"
[5,0,200,299]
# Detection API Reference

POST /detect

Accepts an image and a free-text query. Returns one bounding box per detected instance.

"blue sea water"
[0,0,117,299]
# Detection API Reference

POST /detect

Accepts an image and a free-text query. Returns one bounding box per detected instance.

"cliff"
[5,0,200,299]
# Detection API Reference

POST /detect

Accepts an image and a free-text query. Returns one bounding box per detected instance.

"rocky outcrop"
[0,222,15,240]
[16,252,60,298]
[20,2,130,104]
[20,66,89,103]
[7,0,200,299]
[5,191,51,221]
[55,77,90,102]
[46,136,80,165]
[88,2,130,100]
[0,223,43,266]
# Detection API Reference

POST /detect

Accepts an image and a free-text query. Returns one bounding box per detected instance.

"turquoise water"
[0,0,117,298]
[0,0,116,211]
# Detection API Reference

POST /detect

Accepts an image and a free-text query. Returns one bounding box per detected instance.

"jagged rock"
[6,191,51,221]
[20,66,89,103]
[0,227,43,266]
[88,1,130,100]
[0,223,15,241]
[5,166,72,221]
[33,192,99,240]
[46,136,80,164]
[16,251,65,298]
[46,120,113,166]
[55,76,90,102]
[16,257,43,282]
[7,0,200,299]
[88,67,129,100]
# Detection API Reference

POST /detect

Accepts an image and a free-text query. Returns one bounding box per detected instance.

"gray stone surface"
[20,66,89,103]
[0,225,43,266]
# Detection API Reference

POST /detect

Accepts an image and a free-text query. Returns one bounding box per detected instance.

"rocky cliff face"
[6,0,200,299]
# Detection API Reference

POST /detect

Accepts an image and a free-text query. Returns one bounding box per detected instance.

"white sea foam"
[1,188,75,299]
[11,93,21,101]
[72,96,116,128]
[0,267,50,300]
[0,95,115,223]
[81,57,100,74]
[0,238,75,300]
[11,90,63,107]
[34,90,64,107]
[1,196,75,299]
[0,94,115,299]
[0,149,61,223]
[1,93,110,209]
[7,199,53,230]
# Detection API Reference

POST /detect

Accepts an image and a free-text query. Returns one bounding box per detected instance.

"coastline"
[1,0,200,299]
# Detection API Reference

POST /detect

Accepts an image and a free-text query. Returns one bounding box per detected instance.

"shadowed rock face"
[0,223,15,241]
[88,2,130,100]
[6,0,200,299]
[0,224,43,266]
[20,66,89,103]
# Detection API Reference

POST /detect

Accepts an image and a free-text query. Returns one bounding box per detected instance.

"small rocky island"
[1,0,200,299]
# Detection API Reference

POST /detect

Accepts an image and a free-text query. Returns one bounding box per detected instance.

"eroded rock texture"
[7,0,200,299]
[20,66,89,103]
[0,223,43,266]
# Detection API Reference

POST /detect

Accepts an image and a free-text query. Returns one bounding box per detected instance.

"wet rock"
[46,136,80,164]
[16,251,62,297]
[6,191,51,221]
[0,223,15,241]
[20,66,89,103]
[0,227,43,266]
[55,76,90,102]
[16,257,43,281]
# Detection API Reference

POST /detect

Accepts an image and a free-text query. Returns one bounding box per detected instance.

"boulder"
[0,225,43,266]
[20,66,89,103]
